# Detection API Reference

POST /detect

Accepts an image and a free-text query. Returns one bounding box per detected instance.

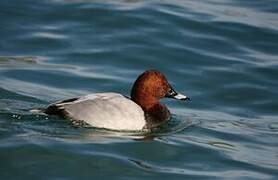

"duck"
[44,70,190,131]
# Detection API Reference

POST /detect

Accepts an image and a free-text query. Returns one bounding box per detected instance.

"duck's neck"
[131,95,158,111]
[131,95,170,128]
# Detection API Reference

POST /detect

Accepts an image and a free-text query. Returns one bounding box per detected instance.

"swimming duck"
[44,70,190,130]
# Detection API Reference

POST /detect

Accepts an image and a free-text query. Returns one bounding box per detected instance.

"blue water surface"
[0,0,278,179]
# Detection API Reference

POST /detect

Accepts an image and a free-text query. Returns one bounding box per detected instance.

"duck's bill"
[172,93,190,101]
[165,88,190,101]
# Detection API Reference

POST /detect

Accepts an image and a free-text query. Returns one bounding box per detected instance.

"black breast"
[144,104,171,129]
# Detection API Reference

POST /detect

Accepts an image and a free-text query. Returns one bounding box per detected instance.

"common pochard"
[44,70,190,130]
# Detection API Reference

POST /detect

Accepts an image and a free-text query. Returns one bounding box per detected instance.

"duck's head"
[131,70,190,110]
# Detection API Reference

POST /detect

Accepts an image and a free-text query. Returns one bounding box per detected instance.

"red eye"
[168,89,175,96]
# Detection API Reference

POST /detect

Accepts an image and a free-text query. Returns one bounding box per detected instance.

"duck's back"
[45,93,146,130]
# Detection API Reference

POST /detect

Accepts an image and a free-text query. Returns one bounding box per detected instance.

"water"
[0,0,278,179]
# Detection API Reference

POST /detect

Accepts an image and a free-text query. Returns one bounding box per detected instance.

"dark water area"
[0,0,278,179]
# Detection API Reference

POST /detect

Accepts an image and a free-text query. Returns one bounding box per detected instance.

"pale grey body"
[46,93,146,130]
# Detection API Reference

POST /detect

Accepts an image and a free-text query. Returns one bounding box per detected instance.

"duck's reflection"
[55,117,194,143]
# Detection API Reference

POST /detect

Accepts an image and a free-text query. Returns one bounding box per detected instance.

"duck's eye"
[168,89,175,96]
[165,88,177,97]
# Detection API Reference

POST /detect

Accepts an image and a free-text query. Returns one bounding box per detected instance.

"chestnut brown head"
[131,70,189,110]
